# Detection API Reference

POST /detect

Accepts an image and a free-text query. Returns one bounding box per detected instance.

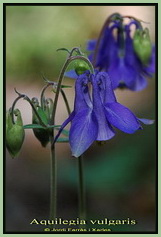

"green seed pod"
[6,109,25,158]
[31,98,51,147]
[133,28,152,65]
[74,60,90,76]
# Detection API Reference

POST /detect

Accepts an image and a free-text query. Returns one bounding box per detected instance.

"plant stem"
[49,137,57,223]
[61,89,71,115]
[40,80,57,109]
[78,155,86,221]
[49,52,92,224]
[11,94,47,127]
[51,55,94,125]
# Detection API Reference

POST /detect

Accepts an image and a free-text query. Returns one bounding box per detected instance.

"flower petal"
[97,26,118,69]
[138,118,155,125]
[86,39,97,51]
[92,73,115,141]
[69,109,98,157]
[104,102,141,133]
[103,72,117,103]
[108,57,137,89]
[143,45,155,75]
[64,70,78,79]
[54,111,75,143]
[74,73,92,112]
[129,74,148,91]
[96,120,115,141]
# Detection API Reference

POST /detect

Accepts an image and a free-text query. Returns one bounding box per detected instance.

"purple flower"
[55,72,98,157]
[87,19,155,91]
[87,22,118,70]
[55,72,154,157]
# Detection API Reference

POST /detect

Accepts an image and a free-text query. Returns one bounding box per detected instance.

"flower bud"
[133,28,152,65]
[6,109,25,158]
[75,60,89,75]
[32,98,50,147]
[44,98,53,121]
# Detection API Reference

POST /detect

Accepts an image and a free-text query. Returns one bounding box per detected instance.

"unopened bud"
[6,109,25,158]
[32,100,51,147]
[133,28,152,65]
[75,60,89,75]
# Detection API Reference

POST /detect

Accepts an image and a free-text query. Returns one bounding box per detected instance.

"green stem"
[11,94,47,127]
[123,15,144,28]
[49,137,57,223]
[40,83,51,109]
[49,53,92,224]
[40,76,71,224]
[69,47,82,57]
[40,79,57,109]
[48,90,69,224]
[11,95,25,124]
[40,81,71,116]
[61,89,71,115]
[78,155,86,221]
[51,55,94,126]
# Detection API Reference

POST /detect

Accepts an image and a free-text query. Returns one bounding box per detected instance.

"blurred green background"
[6,5,156,233]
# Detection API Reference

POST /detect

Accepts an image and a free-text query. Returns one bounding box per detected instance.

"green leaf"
[50,125,61,128]
[37,107,48,124]
[56,137,69,143]
[56,48,71,54]
[61,85,72,88]
[23,124,46,129]
[23,124,61,129]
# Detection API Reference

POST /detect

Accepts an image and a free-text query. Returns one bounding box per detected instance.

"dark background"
[5,5,156,233]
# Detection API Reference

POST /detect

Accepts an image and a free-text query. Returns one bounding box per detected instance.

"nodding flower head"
[55,71,154,157]
[87,14,155,91]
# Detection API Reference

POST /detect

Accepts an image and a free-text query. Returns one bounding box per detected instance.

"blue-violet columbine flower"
[55,71,154,157]
[87,17,155,91]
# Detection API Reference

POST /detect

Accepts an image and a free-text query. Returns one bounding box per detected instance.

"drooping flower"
[87,15,155,91]
[55,72,98,157]
[55,71,154,157]
[87,22,118,71]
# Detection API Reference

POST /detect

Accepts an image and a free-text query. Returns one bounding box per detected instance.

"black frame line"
[3,2,158,234]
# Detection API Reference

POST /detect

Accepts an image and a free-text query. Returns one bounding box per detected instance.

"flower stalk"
[78,155,86,221]
[11,91,47,127]
[49,137,57,221]
[50,52,93,225]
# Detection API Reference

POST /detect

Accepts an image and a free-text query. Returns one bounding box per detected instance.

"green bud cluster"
[32,97,53,147]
